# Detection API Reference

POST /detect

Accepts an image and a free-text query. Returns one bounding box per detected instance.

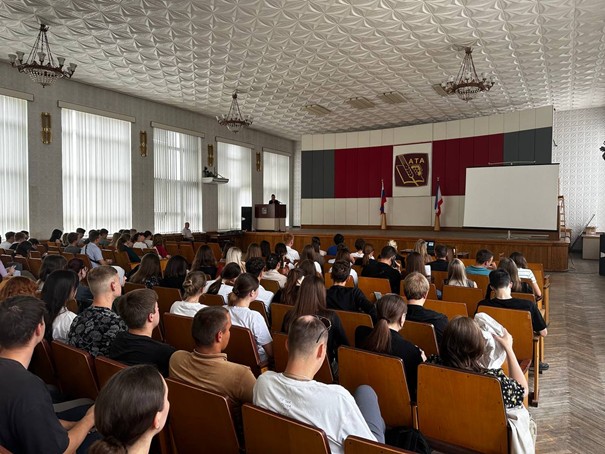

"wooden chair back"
[427,283,437,300]
[511,291,536,304]
[358,276,391,301]
[0,254,11,266]
[124,282,145,293]
[399,321,439,356]
[332,310,373,345]
[271,302,292,332]
[272,332,333,384]
[442,285,484,316]
[193,241,205,253]
[94,356,127,388]
[423,299,468,320]
[113,250,132,271]
[163,313,195,352]
[472,274,490,292]
[201,293,226,306]
[260,278,280,294]
[29,339,58,387]
[167,378,241,454]
[154,286,182,318]
[224,325,265,377]
[476,306,534,360]
[165,242,180,257]
[50,341,99,400]
[250,300,269,326]
[324,273,354,288]
[75,253,93,270]
[27,257,43,279]
[344,436,415,453]
[338,346,413,427]
[352,264,362,275]
[527,262,544,273]
[133,247,146,257]
[207,242,222,261]
[242,404,330,454]
[12,256,29,271]
[417,363,508,454]
[178,242,195,264]
[101,249,115,261]
[29,250,41,259]
[431,271,447,291]
[61,252,75,262]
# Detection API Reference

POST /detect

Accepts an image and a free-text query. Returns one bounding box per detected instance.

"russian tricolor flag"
[380,179,387,214]
[435,179,443,217]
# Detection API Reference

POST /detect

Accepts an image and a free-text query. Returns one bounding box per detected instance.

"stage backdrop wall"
[301,106,553,228]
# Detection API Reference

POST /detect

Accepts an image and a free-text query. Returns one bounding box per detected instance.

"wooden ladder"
[558,196,570,240]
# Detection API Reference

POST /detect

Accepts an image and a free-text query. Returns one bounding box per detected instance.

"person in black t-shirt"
[403,272,448,343]
[327,260,377,323]
[360,245,403,294]
[428,244,449,272]
[110,289,175,376]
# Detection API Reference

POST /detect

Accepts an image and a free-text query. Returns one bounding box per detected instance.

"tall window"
[154,128,203,232]
[0,95,29,234]
[263,151,290,226]
[62,109,132,232]
[217,142,252,230]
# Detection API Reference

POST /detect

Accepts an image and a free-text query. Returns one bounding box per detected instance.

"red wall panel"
[444,138,461,195]
[432,140,446,196]
[473,135,490,167]
[488,133,504,165]
[458,137,475,194]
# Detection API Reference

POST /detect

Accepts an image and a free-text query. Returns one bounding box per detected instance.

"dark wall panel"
[431,140,446,196]
[534,127,553,164]
[311,151,324,198]
[473,135,490,167]
[518,129,536,163]
[503,132,520,163]
[488,133,504,165]
[322,150,335,198]
[458,137,475,194]
[301,151,313,198]
[444,138,461,195]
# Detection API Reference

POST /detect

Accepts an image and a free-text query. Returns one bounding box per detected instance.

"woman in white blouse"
[40,270,78,342]
[170,271,208,317]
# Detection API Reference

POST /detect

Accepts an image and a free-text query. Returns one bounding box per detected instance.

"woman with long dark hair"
[159,255,188,289]
[354,243,374,267]
[38,255,68,291]
[41,270,79,342]
[300,245,322,274]
[129,253,162,288]
[205,262,241,303]
[117,234,141,263]
[67,258,94,312]
[49,229,63,244]
[272,268,304,305]
[191,244,218,279]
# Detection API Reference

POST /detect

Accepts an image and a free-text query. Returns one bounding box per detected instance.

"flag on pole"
[380,179,387,214]
[434,178,443,217]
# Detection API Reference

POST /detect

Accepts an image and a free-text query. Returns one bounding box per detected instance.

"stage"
[241,227,569,271]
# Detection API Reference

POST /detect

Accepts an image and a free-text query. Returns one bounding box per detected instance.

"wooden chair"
[442,285,484,316]
[260,278,280,294]
[165,242,180,257]
[167,378,241,454]
[250,300,269,326]
[113,250,133,271]
[352,264,362,275]
[133,247,146,257]
[29,339,58,387]
[193,241,205,253]
[333,309,373,345]
[75,253,93,270]
[417,363,509,454]
[154,286,182,318]
[324,273,354,288]
[0,254,11,267]
[272,332,333,384]
[124,282,145,293]
[426,283,437,300]
[344,435,415,453]
[224,325,267,377]
[511,291,536,303]
[61,252,76,262]
[207,243,222,261]
[29,250,41,259]
[399,321,439,356]
[163,313,195,352]
[101,249,115,261]
[472,274,490,292]
[27,257,43,279]
[242,403,331,454]
[423,299,468,320]
[94,356,127,388]
[271,302,292,332]
[477,305,540,406]
[50,341,99,400]
[338,346,413,428]
[431,270,447,291]
[12,256,29,271]
[201,293,226,306]
[358,276,391,302]
[178,242,195,264]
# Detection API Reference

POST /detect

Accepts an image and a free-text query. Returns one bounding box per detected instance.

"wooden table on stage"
[255,204,286,232]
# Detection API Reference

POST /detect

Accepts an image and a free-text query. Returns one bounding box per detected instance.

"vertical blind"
[0,95,29,234]
[217,141,252,230]
[154,128,203,233]
[62,108,132,232]
[263,151,290,226]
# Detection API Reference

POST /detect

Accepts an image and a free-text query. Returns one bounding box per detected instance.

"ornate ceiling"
[0,0,603,140]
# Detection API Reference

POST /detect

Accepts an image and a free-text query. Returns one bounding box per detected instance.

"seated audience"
[301,244,322,274]
[272,268,304,305]
[465,249,496,276]
[498,258,533,294]
[253,315,385,453]
[117,234,141,263]
[282,275,348,366]
[226,246,246,273]
[297,259,322,279]
[283,233,300,262]
[132,232,148,249]
[75,227,86,247]
[64,232,83,254]
[41,270,78,342]
[191,244,218,279]
[98,228,111,248]
[405,251,428,277]
[327,233,345,256]
[429,244,449,272]
[275,242,293,269]
[226,273,273,362]
[0,276,38,302]
[82,230,113,268]
[159,255,189,290]
[170,271,208,317]
[361,245,402,294]
[68,266,127,357]
[403,272,448,343]
[169,306,256,405]
[327,261,376,322]
[446,258,477,288]
[37,255,68,291]
[49,229,63,245]
[245,242,263,261]
[355,294,425,401]
[143,230,154,248]
[509,252,542,299]
[181,221,194,241]
[8,231,26,252]
[205,262,242,303]
[260,240,271,258]
[129,253,162,288]
[14,238,34,258]
[330,247,358,285]
[312,236,327,257]
[110,289,175,376]
[264,253,288,288]
[0,231,15,249]
[153,233,170,258]
[414,239,432,264]
[350,238,365,260]
[245,257,274,311]
[89,365,169,454]
[354,243,375,267]
[67,258,94,312]
[0,296,96,453]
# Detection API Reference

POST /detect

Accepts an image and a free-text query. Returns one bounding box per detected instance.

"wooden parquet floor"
[532,255,605,453]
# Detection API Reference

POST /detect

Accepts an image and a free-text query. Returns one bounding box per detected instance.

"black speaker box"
[241,206,252,231]
[600,233,605,276]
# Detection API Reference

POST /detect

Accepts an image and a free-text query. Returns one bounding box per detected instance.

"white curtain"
[62,108,132,232]
[263,151,291,226]
[217,141,252,230]
[0,95,29,234]
[154,128,203,233]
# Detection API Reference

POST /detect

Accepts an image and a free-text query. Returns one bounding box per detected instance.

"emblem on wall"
[394,153,429,187]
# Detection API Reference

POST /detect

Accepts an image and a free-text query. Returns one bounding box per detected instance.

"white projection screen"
[463,164,559,231]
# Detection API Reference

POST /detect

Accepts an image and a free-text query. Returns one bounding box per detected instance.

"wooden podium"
[255,204,286,232]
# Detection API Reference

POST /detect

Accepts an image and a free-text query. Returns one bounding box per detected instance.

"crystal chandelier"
[216,92,253,133]
[441,47,495,102]
[8,24,77,88]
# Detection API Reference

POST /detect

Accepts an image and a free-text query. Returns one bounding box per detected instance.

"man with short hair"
[268,194,281,204]
[143,230,154,248]
[169,306,256,405]
[0,296,96,453]
[182,222,194,241]
[253,315,385,454]
[350,238,366,260]
[75,227,86,247]
[68,266,127,357]
[8,231,26,251]
[0,231,15,250]
[327,261,377,322]
[245,257,274,311]
[465,249,496,276]
[403,272,448,343]
[98,228,110,247]
[361,245,403,294]
[283,233,300,262]
[429,244,449,272]
[64,232,82,254]
[82,230,112,268]
[109,289,176,376]
[327,233,344,256]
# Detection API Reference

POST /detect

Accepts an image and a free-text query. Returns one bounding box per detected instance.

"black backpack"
[385,426,432,454]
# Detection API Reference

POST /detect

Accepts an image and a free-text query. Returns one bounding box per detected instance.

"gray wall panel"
[301,151,313,198]
[503,132,519,163]
[535,127,553,164]
[311,151,325,198]
[322,149,335,198]
[518,129,536,162]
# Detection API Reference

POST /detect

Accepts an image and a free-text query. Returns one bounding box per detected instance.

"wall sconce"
[41,112,51,144]
[207,144,214,167]
[139,131,148,157]
[256,151,261,172]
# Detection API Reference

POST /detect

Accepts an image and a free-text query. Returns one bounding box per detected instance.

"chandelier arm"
[25,27,44,64]
[41,28,58,67]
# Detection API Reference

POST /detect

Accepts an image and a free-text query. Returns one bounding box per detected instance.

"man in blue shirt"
[465,249,497,276]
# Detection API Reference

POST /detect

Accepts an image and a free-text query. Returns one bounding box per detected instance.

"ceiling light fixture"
[378,91,407,104]
[216,91,253,133]
[8,24,77,88]
[441,47,495,102]
[304,104,331,115]
[346,97,375,109]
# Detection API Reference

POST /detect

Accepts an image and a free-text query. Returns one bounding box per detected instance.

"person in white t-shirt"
[350,238,366,260]
[244,257,274,312]
[226,273,273,363]
[263,254,288,288]
[181,222,194,241]
[204,262,241,304]
[253,315,385,454]
[132,232,148,250]
[170,271,208,317]
[509,252,542,300]
[283,233,300,263]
